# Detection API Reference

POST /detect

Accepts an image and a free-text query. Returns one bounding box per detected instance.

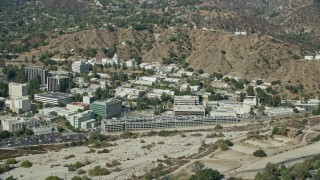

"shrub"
[253,149,267,157]
[190,133,203,137]
[192,161,205,173]
[20,160,32,168]
[64,154,76,159]
[85,149,96,154]
[224,140,233,146]
[0,164,11,174]
[88,166,110,176]
[111,160,121,167]
[5,158,17,165]
[74,161,85,169]
[45,176,62,180]
[214,125,223,130]
[77,169,86,175]
[6,175,14,180]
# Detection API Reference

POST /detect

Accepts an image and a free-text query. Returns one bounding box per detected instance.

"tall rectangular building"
[9,83,28,98]
[47,76,69,92]
[25,67,48,84]
[89,99,122,119]
[72,61,91,74]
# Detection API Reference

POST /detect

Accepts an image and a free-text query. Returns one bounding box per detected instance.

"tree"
[253,149,267,157]
[133,52,142,64]
[198,69,204,74]
[247,85,255,96]
[189,168,224,180]
[192,161,205,173]
[239,92,245,102]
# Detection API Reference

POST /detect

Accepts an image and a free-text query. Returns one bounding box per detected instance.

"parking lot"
[0,133,87,148]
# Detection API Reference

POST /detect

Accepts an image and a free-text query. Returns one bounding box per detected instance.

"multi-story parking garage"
[101,116,239,133]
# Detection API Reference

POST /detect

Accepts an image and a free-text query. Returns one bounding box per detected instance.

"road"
[230,153,320,177]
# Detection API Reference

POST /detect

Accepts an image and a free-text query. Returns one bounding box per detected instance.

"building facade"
[174,105,205,116]
[174,96,199,105]
[68,110,96,129]
[2,118,40,132]
[34,92,73,106]
[89,99,122,119]
[72,61,91,73]
[5,97,31,114]
[25,67,48,84]
[47,75,69,92]
[9,83,28,98]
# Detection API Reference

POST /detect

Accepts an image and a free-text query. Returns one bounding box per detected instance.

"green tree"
[189,168,224,180]
[133,52,142,64]
[247,85,255,96]
[253,149,267,157]
[192,161,205,173]
[239,92,245,102]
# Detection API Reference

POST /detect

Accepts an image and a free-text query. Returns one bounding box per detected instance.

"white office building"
[72,61,91,73]
[68,110,97,129]
[34,92,73,106]
[5,97,31,114]
[1,118,40,132]
[9,83,28,98]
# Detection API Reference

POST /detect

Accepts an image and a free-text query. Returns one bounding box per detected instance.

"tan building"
[5,97,31,114]
[9,83,28,98]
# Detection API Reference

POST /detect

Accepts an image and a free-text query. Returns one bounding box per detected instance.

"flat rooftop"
[174,105,205,111]
[69,102,89,107]
[35,92,73,99]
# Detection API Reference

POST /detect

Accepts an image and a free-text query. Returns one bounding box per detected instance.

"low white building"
[180,84,200,92]
[163,78,181,83]
[210,109,238,118]
[304,55,314,60]
[133,80,154,86]
[125,59,136,68]
[139,76,159,83]
[264,107,294,116]
[243,96,257,106]
[33,126,57,135]
[115,88,145,100]
[1,118,40,132]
